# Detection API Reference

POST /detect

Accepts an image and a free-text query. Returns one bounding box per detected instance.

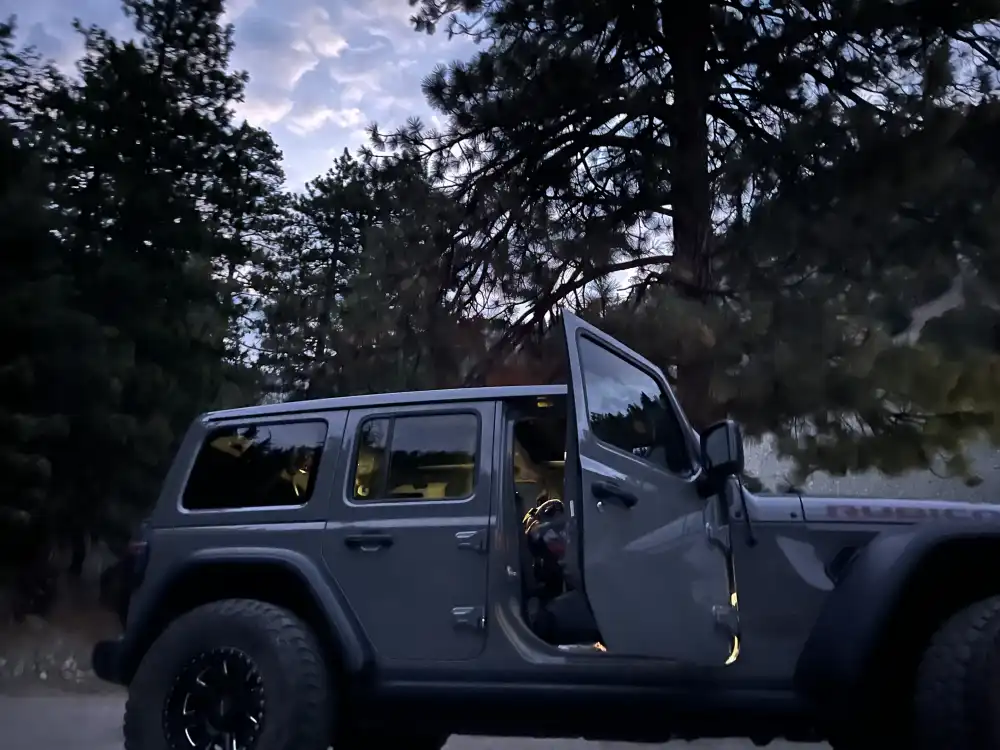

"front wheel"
[914,595,1000,750]
[124,599,332,750]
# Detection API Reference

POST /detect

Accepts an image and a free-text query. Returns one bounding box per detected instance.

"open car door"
[562,311,737,665]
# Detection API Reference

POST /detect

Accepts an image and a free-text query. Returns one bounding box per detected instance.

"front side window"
[183,421,327,510]
[352,413,479,501]
[578,336,692,474]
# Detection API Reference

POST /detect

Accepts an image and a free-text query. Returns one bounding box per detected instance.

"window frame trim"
[346,409,483,506]
[178,417,330,514]
[577,331,697,478]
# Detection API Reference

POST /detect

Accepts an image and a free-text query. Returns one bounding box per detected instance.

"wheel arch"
[119,547,371,685]
[795,523,1000,724]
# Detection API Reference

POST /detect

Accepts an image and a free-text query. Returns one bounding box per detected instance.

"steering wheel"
[523,495,569,596]
[523,497,566,547]
[534,498,564,520]
[522,492,564,528]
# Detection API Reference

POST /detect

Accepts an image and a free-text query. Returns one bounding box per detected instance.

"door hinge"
[452,606,486,631]
[455,529,488,553]
[705,522,731,554]
[712,603,740,636]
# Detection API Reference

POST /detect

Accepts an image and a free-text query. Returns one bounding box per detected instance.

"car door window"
[182,421,327,510]
[352,413,480,501]
[578,335,692,475]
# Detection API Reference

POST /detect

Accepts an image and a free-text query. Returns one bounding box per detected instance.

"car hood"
[800,495,1000,524]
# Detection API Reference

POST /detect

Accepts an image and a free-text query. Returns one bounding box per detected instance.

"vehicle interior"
[508,396,605,652]
[354,447,474,500]
[185,428,318,508]
[352,416,477,501]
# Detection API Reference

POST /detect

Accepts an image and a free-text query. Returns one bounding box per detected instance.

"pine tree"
[0,116,121,584]
[258,149,471,398]
[0,23,114,586]
[208,122,288,405]
[706,102,1000,484]
[345,151,472,391]
[28,0,276,540]
[0,19,59,129]
[256,150,375,399]
[380,0,1000,481]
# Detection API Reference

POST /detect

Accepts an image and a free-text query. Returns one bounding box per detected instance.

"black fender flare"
[120,546,370,679]
[794,522,1000,716]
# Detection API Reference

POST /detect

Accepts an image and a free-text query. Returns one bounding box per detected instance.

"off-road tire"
[124,598,332,750]
[914,594,1000,750]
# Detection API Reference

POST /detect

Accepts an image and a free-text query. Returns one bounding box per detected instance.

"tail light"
[127,520,151,589]
[111,521,150,626]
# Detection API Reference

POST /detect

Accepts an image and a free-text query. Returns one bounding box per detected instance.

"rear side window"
[352,413,479,502]
[182,421,328,510]
[578,336,692,474]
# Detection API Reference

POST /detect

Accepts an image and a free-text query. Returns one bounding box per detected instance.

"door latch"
[455,529,487,553]
[452,606,486,631]
[712,603,739,636]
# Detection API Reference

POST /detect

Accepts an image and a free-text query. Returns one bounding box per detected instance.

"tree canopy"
[375,0,1000,482]
[5,0,1000,611]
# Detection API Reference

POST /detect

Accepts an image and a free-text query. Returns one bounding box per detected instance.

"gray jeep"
[92,311,1000,750]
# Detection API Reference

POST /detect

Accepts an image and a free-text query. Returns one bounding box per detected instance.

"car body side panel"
[119,410,369,680]
[561,311,733,664]
[373,400,742,689]
[795,518,1000,715]
[802,494,1000,525]
[204,385,568,422]
[115,524,371,681]
[150,411,347,529]
[725,493,879,681]
[321,401,496,663]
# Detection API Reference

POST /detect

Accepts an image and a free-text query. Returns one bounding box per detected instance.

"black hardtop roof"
[203,384,568,422]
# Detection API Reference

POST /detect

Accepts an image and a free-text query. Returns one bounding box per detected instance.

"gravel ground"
[0,693,827,750]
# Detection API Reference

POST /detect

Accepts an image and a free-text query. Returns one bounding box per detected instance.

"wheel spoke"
[234,710,259,737]
[190,674,215,700]
[179,707,203,729]
[185,726,210,750]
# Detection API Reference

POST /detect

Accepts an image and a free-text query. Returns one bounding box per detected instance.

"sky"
[0,0,475,187]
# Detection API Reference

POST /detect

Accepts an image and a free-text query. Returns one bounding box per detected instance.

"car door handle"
[344,533,394,551]
[592,481,639,509]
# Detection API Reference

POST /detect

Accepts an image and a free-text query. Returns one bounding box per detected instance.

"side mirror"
[700,419,745,483]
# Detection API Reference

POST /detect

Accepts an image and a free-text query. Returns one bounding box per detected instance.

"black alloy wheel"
[163,647,266,750]
[125,599,332,750]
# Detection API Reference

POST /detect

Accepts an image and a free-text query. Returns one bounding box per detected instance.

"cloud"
[238,95,295,128]
[287,105,364,135]
[1,0,477,186]
[222,0,257,24]
[22,21,67,64]
[302,7,348,57]
[346,0,420,27]
[224,0,473,184]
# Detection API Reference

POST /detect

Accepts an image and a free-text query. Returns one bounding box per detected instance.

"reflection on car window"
[352,413,479,501]
[578,337,691,474]
[182,421,327,510]
[354,418,390,499]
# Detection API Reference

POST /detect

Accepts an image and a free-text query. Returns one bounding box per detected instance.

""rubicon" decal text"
[824,504,1000,522]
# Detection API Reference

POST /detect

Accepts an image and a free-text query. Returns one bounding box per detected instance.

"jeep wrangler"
[92,311,1000,750]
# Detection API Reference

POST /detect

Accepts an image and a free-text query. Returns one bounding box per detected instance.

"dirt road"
[0,693,825,750]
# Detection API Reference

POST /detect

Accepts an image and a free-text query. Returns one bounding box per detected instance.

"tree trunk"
[666,0,713,288]
[663,1,721,428]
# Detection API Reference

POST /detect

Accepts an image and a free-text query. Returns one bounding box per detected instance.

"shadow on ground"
[0,693,826,750]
